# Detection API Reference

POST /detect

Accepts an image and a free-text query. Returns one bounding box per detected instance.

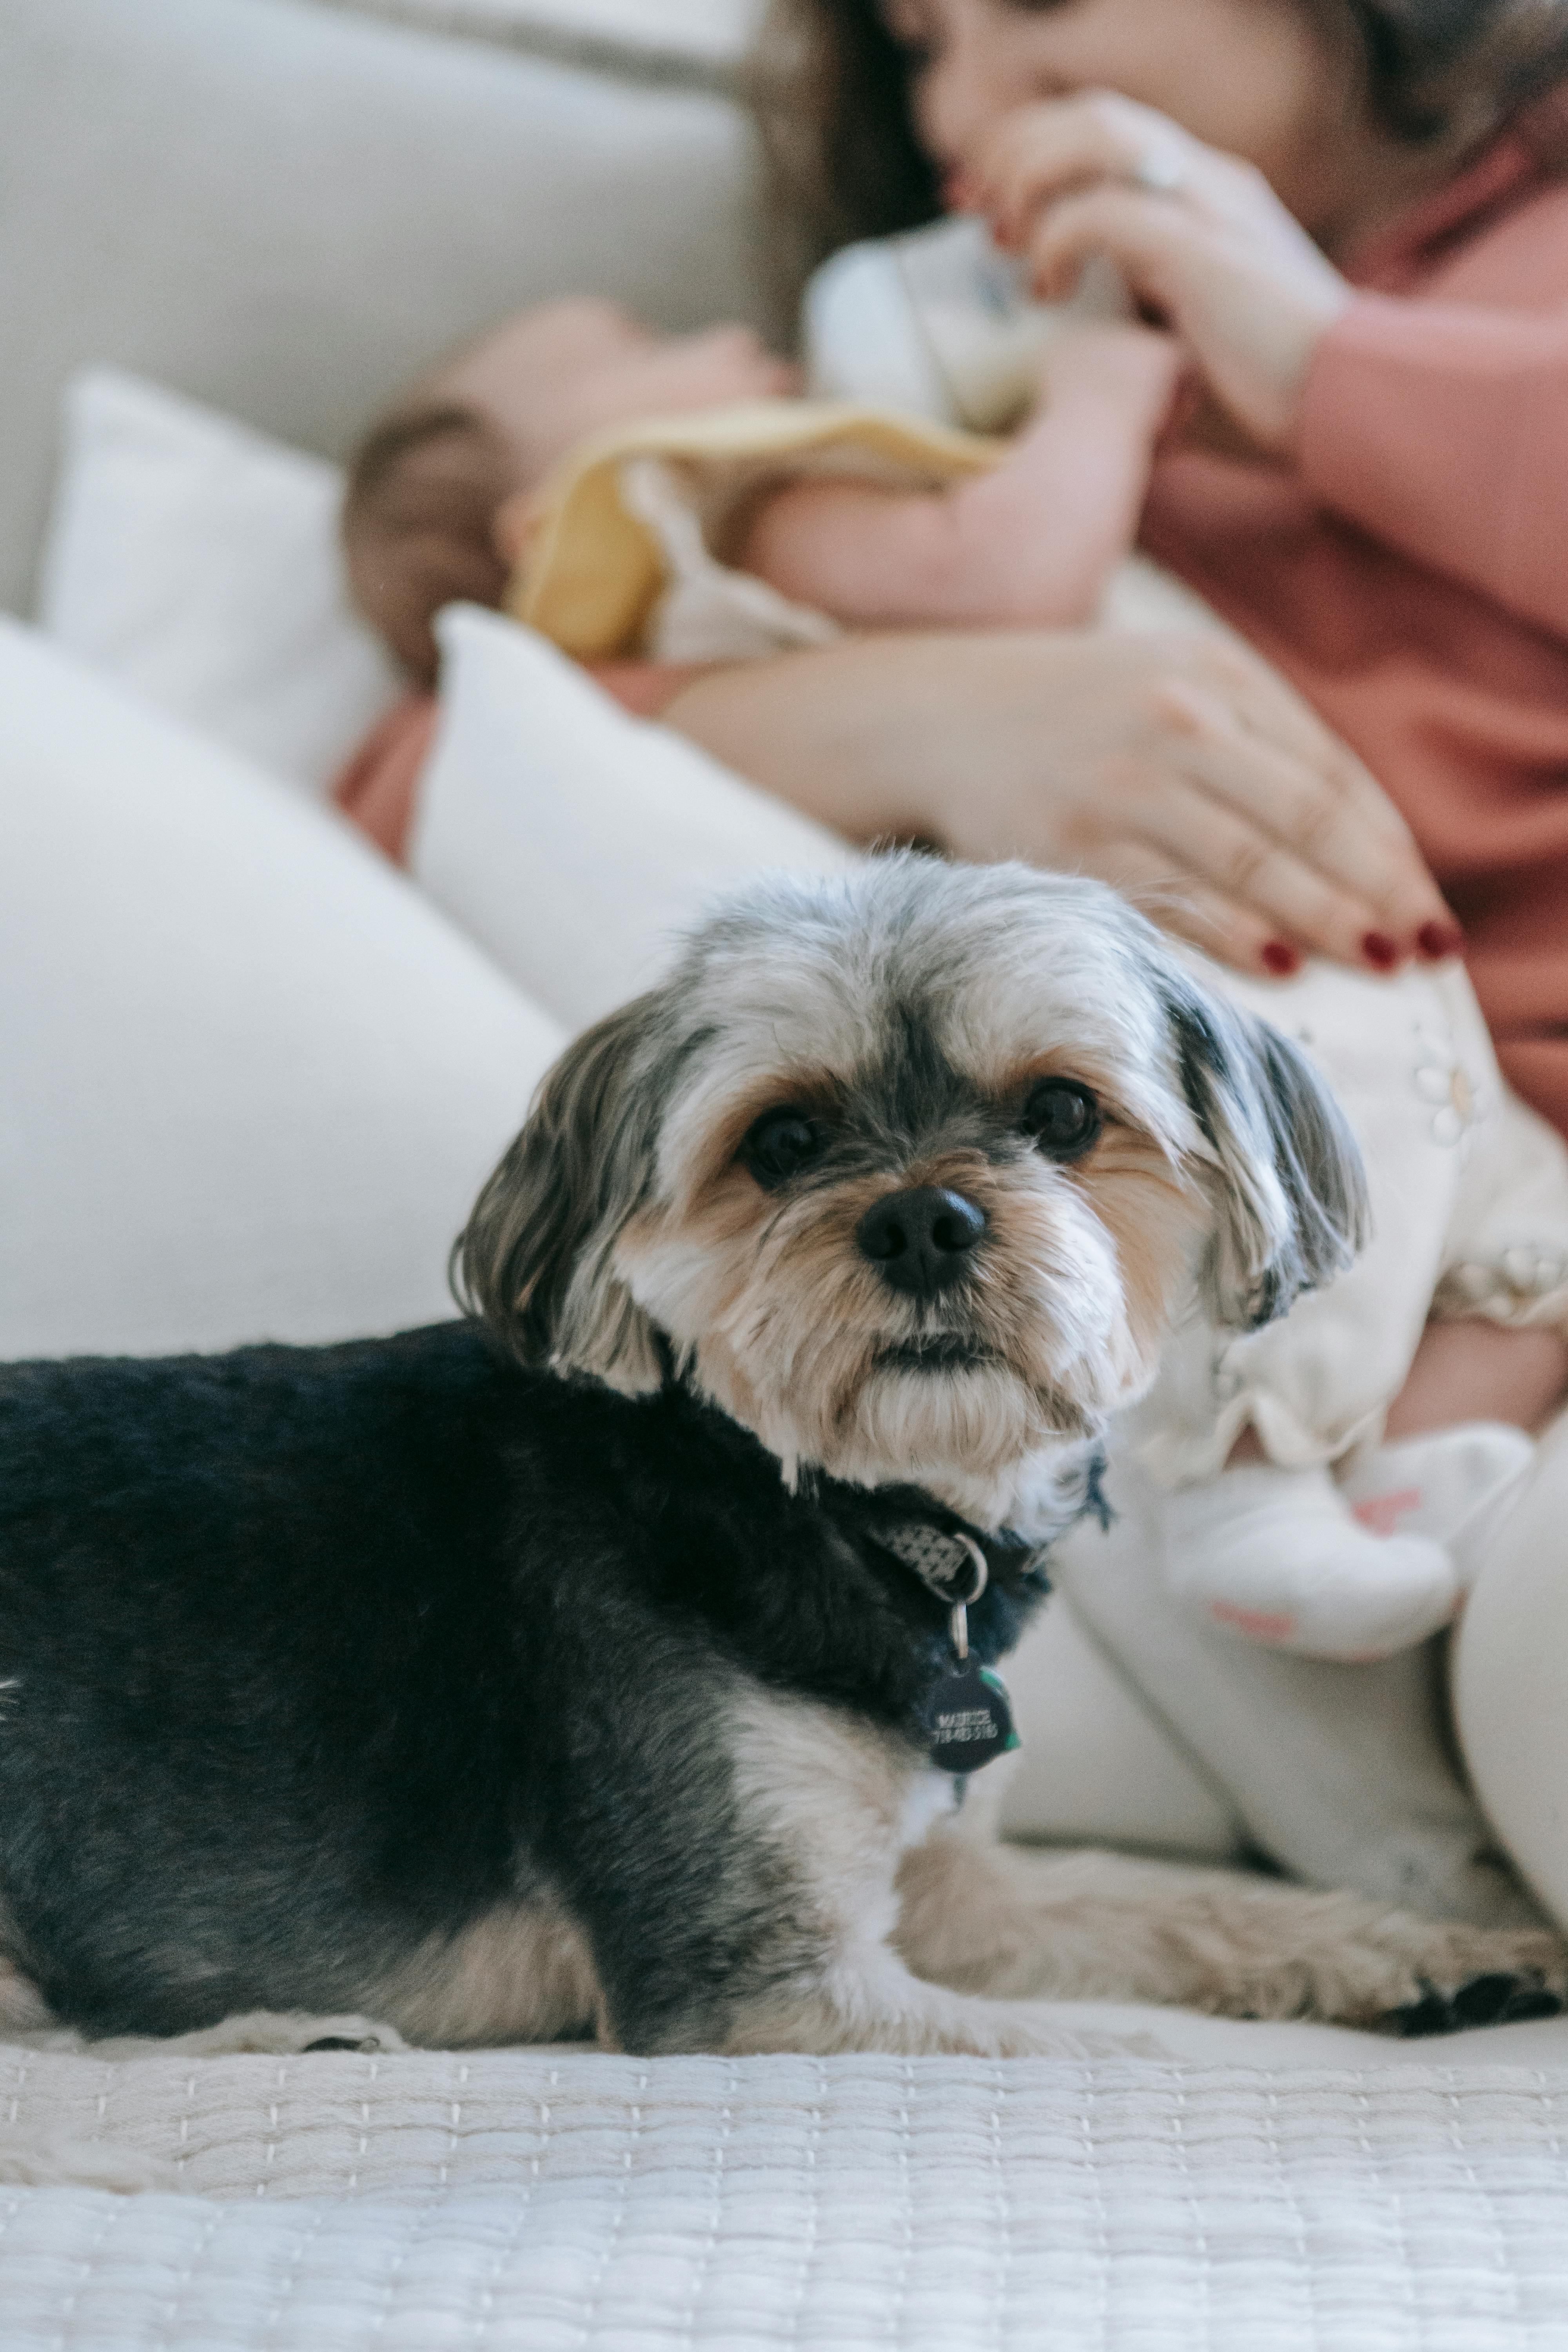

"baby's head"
[344,298,793,682]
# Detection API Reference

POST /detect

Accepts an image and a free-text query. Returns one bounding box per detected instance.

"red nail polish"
[1261,941,1300,977]
[1416,919,1465,961]
[1361,931,1399,971]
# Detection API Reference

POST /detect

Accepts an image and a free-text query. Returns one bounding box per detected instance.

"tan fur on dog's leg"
[896,1833,1568,2027]
[721,1955,1164,2058]
[721,1692,1163,2056]
[83,2012,411,2062]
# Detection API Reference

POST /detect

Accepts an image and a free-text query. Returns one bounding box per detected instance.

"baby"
[340,285,1568,1668]
[343,292,1190,687]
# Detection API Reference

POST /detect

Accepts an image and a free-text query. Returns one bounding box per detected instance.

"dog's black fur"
[0,1320,1050,2047]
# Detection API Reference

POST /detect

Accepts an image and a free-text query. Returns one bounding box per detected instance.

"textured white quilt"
[6,2041,1568,2348]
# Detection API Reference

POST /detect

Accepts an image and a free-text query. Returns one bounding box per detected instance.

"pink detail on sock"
[1350,1485,1422,1537]
[1210,1599,1296,1642]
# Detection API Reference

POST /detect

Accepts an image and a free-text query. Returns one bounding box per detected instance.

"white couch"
[5,3,1568,2342]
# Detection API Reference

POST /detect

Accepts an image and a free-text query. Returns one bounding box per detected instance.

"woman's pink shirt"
[1141,129,1568,1137]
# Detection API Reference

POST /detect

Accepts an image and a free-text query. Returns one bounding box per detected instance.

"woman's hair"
[748,0,1568,289]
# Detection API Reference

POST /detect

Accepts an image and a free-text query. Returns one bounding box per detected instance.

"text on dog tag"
[923,1661,1019,1773]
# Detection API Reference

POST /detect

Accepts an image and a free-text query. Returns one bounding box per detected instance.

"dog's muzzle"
[856,1185,987,1299]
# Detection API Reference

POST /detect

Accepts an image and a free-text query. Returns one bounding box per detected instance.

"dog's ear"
[453,993,666,1391]
[1162,979,1369,1330]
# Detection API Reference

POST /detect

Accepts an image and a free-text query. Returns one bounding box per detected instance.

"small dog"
[1,858,1561,2054]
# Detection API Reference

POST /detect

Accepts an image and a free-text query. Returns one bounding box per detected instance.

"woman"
[672,0,1568,1134]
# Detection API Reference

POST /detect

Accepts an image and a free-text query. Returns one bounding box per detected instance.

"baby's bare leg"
[1383,1318,1568,1438]
[740,325,1182,629]
[1224,1322,1568,1468]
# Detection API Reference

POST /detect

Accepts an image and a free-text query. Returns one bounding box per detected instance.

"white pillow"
[37,369,402,795]
[411,604,858,1029]
[0,617,561,1359]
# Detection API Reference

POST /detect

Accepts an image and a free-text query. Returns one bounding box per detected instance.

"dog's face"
[459,860,1366,1526]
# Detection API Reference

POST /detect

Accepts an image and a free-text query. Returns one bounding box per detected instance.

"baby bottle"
[803,214,1129,434]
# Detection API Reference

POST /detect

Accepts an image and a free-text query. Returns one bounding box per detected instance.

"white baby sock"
[1337,1421,1537,1590]
[1162,1461,1461,1661]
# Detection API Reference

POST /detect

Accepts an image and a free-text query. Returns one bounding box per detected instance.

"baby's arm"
[740,324,1182,629]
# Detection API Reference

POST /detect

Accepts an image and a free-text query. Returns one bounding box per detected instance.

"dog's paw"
[88,2009,410,2060]
[1342,1918,1568,2035]
[1387,1967,1567,2039]
[1160,1893,1568,2032]
[250,2010,408,2057]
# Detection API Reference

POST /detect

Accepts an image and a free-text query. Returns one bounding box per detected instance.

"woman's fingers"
[1073,837,1302,976]
[971,91,1208,247]
[1101,768,1408,970]
[967,94,1352,451]
[1019,183,1198,317]
[1190,665,1427,867]
[1021,192,1331,448]
[1146,675,1459,954]
[982,630,1458,971]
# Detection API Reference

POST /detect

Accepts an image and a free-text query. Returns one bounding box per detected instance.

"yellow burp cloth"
[504,399,999,662]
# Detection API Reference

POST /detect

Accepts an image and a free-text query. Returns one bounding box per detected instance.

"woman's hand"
[963,91,1354,454]
[663,630,1459,976]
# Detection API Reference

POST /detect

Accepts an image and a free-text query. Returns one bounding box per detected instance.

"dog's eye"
[1022,1077,1101,1162]
[740,1107,824,1188]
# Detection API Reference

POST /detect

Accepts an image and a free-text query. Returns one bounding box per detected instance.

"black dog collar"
[871,1517,1032,1775]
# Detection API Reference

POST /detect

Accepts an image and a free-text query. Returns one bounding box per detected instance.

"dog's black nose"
[856,1186,987,1295]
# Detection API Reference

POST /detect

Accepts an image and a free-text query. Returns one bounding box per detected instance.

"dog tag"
[923,1660,1019,1774]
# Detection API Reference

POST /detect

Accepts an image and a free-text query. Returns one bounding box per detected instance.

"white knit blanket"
[5,2042,1568,2348]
